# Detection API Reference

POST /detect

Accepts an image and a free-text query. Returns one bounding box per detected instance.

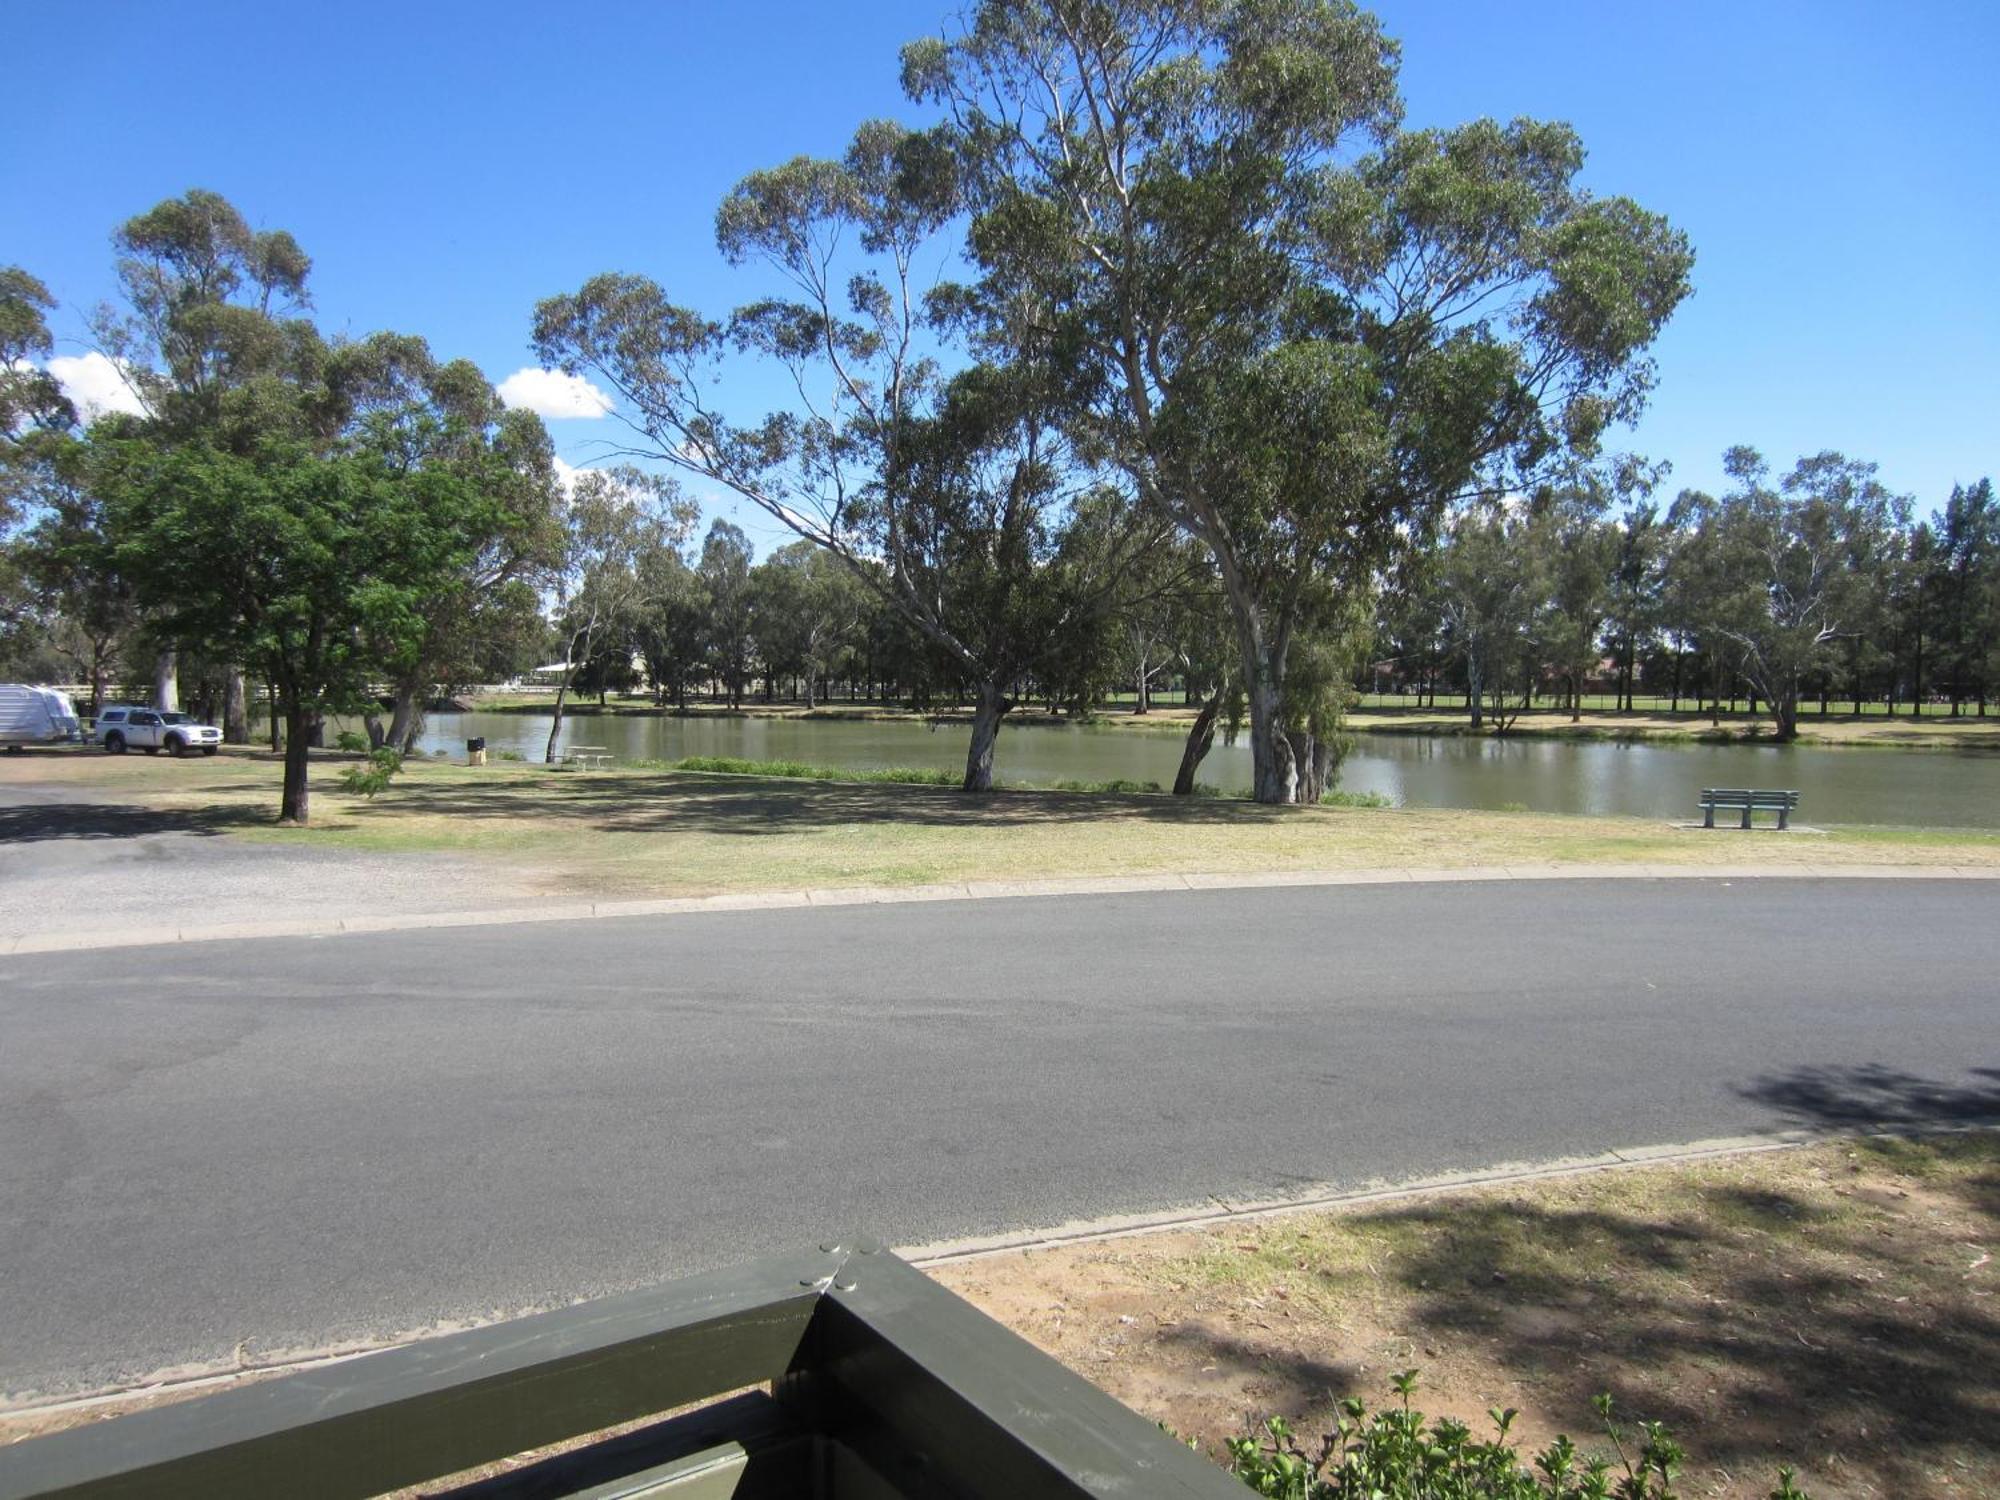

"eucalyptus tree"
[1930,478,1996,714]
[1435,506,1547,731]
[1670,448,1907,741]
[699,519,756,708]
[1537,486,1619,720]
[542,466,694,760]
[535,121,1161,789]
[1,266,74,442]
[904,0,1693,801]
[749,540,871,707]
[339,343,567,749]
[1,266,80,669]
[631,547,709,708]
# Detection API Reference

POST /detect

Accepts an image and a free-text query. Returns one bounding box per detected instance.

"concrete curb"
[4,861,1997,955]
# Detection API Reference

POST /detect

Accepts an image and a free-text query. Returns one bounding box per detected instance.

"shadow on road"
[1737,1062,2000,1130]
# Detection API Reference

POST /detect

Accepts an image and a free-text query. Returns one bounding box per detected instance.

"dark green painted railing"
[0,1238,1242,1499]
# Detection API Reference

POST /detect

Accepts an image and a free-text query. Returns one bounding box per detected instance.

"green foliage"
[1320,788,1392,808]
[338,747,404,799]
[1221,1374,1809,1499]
[665,755,960,786]
[333,729,370,753]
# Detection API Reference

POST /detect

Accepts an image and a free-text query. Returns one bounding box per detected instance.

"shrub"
[1221,1374,1809,1500]
[497,748,525,761]
[333,729,370,753]
[670,755,959,786]
[1320,788,1392,808]
[338,747,404,799]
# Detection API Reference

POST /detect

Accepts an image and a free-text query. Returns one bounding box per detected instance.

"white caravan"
[0,684,82,749]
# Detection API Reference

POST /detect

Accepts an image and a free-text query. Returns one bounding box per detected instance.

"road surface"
[2,877,1995,1399]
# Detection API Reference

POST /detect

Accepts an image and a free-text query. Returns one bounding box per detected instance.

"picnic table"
[563,744,613,770]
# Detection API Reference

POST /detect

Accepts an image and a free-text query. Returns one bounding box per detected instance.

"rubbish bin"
[467,736,487,767]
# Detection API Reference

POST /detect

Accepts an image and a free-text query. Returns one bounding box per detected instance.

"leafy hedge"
[1221,1373,1808,1500]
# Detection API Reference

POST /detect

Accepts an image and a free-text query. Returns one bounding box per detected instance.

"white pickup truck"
[96,705,223,756]
[1,684,82,750]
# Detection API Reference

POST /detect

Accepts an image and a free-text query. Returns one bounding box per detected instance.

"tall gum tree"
[902,0,1694,801]
[533,122,1159,790]
[1668,448,1908,741]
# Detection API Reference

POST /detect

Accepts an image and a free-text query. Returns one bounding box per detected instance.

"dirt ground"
[931,1133,2000,1499]
[931,1134,2000,1498]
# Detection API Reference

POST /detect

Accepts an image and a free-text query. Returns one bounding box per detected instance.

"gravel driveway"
[0,782,537,941]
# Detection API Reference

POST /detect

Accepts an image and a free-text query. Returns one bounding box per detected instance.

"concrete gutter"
[4,861,1996,955]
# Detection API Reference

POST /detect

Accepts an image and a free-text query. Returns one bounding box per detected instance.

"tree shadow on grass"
[0,801,270,844]
[371,769,1320,836]
[1197,1143,2000,1494]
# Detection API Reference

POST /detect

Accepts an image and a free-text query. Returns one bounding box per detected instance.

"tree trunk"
[803,670,817,711]
[1244,671,1300,804]
[1173,689,1223,796]
[1466,657,1485,730]
[363,713,386,750]
[89,650,110,723]
[268,679,282,750]
[280,702,311,824]
[545,676,572,763]
[153,650,179,713]
[388,684,424,754]
[1134,653,1150,714]
[223,667,249,743]
[962,678,1009,792]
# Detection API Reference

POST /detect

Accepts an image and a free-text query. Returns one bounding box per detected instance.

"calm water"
[408,710,2000,829]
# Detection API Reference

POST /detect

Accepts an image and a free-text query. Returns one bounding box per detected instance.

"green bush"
[496,748,525,761]
[333,729,370,753]
[1221,1375,1809,1500]
[1320,788,1392,808]
[1047,777,1165,794]
[669,755,960,786]
[338,747,404,799]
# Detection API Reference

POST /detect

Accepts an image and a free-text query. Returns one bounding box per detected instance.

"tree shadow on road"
[1736,1062,2000,1130]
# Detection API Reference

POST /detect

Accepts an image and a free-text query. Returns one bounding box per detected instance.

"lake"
[409,709,2000,830]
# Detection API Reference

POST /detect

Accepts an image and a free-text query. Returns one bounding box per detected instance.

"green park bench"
[0,1238,1239,1500]
[1699,786,1801,830]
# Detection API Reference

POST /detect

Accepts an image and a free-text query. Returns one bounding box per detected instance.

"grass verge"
[932,1130,2000,1500]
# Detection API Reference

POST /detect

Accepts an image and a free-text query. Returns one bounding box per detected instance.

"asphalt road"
[3,878,1996,1400]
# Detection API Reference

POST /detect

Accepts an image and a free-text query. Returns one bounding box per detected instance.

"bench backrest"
[1699,788,1800,806]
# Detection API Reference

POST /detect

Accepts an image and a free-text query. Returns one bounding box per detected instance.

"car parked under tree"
[97,706,222,757]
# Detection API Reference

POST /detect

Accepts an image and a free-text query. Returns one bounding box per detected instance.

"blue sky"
[10,1,1996,551]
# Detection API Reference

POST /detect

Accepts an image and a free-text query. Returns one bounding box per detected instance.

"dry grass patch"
[933,1132,2000,1499]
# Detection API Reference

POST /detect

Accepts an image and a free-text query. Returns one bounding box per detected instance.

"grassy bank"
[933,1129,2000,1500]
[6,747,1995,902]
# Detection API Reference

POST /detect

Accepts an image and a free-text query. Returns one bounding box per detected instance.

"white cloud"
[497,367,613,421]
[45,352,148,421]
[552,455,596,495]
